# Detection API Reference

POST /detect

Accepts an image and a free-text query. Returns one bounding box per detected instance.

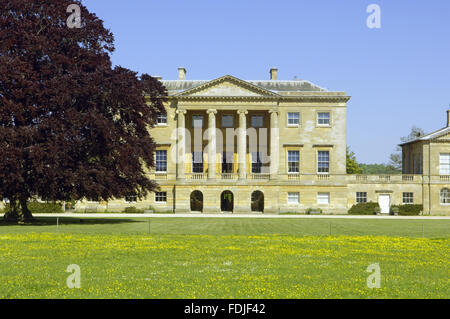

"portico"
[175,107,279,181]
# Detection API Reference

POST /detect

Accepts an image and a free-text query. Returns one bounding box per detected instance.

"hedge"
[390,204,423,216]
[348,202,379,215]
[124,206,144,214]
[305,208,323,214]
[1,201,63,214]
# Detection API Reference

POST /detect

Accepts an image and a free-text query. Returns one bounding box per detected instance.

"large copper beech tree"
[0,0,166,222]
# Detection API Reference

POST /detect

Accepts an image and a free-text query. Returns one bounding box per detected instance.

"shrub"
[28,201,63,214]
[348,202,379,215]
[65,199,76,210]
[124,206,143,214]
[391,206,400,215]
[390,204,423,216]
[305,208,323,214]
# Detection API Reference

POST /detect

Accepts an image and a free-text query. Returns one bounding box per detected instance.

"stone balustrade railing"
[147,172,443,184]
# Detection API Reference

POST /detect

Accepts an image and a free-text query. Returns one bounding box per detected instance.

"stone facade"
[76,68,450,215]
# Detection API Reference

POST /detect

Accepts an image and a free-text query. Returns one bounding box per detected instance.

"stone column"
[269,109,279,179]
[207,109,217,180]
[176,109,186,180]
[237,110,248,179]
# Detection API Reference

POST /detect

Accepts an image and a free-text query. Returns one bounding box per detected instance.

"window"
[155,150,167,172]
[440,188,450,205]
[317,151,330,174]
[288,192,299,204]
[317,112,330,125]
[193,115,204,128]
[125,194,137,203]
[356,192,367,203]
[251,115,263,128]
[222,115,234,128]
[317,192,330,205]
[192,152,203,173]
[155,192,167,203]
[222,152,233,173]
[288,151,300,173]
[156,112,167,125]
[251,152,262,173]
[402,192,414,204]
[440,154,450,175]
[287,112,300,126]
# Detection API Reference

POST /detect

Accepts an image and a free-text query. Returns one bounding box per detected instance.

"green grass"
[0,217,449,237]
[0,218,449,298]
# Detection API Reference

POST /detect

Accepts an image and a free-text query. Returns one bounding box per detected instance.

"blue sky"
[83,0,450,164]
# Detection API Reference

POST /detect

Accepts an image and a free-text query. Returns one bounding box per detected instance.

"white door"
[379,195,390,214]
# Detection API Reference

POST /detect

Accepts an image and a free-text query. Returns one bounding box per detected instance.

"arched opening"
[440,188,450,204]
[220,191,234,212]
[190,191,203,212]
[251,191,264,212]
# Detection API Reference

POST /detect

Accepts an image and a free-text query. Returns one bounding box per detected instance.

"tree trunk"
[3,198,20,222]
[19,196,34,223]
[3,196,35,223]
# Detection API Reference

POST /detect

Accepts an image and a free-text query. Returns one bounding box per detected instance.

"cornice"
[313,144,334,148]
[429,139,450,144]
[166,95,351,103]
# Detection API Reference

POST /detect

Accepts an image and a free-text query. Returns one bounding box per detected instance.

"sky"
[82,0,450,164]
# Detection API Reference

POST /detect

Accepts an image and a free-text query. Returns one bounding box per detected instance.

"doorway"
[190,191,203,212]
[220,191,234,212]
[378,194,390,214]
[251,191,264,212]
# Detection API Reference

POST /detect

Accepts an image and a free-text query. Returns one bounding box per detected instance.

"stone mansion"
[77,68,450,215]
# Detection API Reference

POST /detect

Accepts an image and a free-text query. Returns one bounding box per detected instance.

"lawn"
[0,217,448,298]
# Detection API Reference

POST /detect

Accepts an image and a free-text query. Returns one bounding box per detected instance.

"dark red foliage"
[0,0,166,220]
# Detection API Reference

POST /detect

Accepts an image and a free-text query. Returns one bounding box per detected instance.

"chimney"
[270,68,278,80]
[447,110,450,127]
[178,67,186,80]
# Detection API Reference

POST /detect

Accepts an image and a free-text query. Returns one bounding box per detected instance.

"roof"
[161,75,329,96]
[399,126,450,146]
[174,75,281,97]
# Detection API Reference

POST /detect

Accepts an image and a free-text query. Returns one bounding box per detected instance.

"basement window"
[125,195,137,203]
[155,192,167,203]
[288,192,299,204]
[317,192,330,205]
[402,192,414,204]
[356,192,367,203]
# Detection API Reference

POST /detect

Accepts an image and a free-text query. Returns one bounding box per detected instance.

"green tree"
[359,163,401,174]
[346,147,363,174]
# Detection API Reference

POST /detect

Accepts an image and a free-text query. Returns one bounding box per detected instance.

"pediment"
[176,75,279,98]
[435,131,450,141]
